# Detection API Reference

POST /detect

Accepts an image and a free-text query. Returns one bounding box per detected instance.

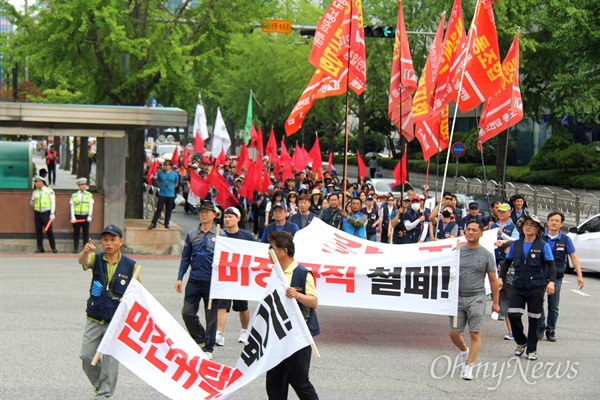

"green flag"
[244,91,253,145]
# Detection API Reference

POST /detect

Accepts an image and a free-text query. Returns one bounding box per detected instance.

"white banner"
[97,272,311,399]
[211,219,499,316]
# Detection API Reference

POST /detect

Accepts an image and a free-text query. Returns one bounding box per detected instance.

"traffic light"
[363,26,396,38]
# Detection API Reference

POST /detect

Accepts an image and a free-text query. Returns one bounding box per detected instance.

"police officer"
[70,177,94,253]
[498,215,556,361]
[30,175,57,253]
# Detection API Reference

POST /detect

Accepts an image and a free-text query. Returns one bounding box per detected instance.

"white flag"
[211,107,231,156]
[193,103,209,140]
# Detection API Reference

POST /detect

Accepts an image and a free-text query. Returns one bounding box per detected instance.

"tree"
[4,0,276,218]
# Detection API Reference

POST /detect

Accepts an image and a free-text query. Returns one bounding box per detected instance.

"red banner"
[415,105,449,162]
[454,0,502,113]
[388,0,417,141]
[478,31,522,149]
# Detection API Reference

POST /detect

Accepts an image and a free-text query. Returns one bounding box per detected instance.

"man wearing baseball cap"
[498,214,556,361]
[70,177,94,253]
[260,201,299,243]
[404,196,429,244]
[176,200,226,360]
[78,225,141,399]
[421,184,435,211]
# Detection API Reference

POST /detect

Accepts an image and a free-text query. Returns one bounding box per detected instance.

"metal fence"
[451,177,600,226]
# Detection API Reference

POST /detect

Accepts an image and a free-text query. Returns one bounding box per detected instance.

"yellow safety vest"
[33,187,53,211]
[72,191,92,215]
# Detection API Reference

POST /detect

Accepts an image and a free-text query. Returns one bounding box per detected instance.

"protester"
[484,200,501,231]
[498,215,556,361]
[430,205,458,240]
[176,200,226,360]
[148,160,179,230]
[459,202,484,236]
[318,192,343,230]
[77,225,141,400]
[265,190,285,227]
[421,184,435,211]
[261,202,299,243]
[538,211,585,342]
[390,196,410,244]
[379,194,397,244]
[266,231,319,400]
[216,207,255,346]
[509,194,529,224]
[404,196,429,243]
[30,175,57,253]
[449,220,500,380]
[341,197,368,239]
[289,194,316,229]
[286,191,299,218]
[70,177,94,254]
[309,188,324,214]
[362,195,380,242]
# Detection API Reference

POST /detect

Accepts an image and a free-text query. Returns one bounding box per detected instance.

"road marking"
[570,289,590,297]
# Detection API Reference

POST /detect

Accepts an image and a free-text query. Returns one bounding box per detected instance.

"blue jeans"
[367,232,378,242]
[540,278,562,333]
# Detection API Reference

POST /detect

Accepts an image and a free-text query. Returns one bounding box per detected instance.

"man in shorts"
[448,220,500,380]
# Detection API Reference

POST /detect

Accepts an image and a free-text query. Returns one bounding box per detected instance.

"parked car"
[370,178,415,201]
[567,213,600,273]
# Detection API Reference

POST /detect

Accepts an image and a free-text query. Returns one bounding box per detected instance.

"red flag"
[182,146,189,169]
[256,127,264,157]
[146,160,159,185]
[415,105,450,162]
[388,0,418,141]
[478,31,523,149]
[356,151,367,181]
[327,152,333,172]
[280,140,294,183]
[189,170,210,200]
[412,14,445,123]
[308,135,322,179]
[208,167,239,209]
[193,133,207,155]
[432,0,467,118]
[239,161,256,202]
[215,148,227,167]
[249,124,258,148]
[238,141,249,172]
[286,0,366,136]
[171,145,180,167]
[261,163,271,194]
[454,0,502,113]
[293,144,311,173]
[392,153,408,185]
[265,128,277,160]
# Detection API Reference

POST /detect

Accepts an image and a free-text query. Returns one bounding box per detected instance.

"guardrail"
[451,177,599,226]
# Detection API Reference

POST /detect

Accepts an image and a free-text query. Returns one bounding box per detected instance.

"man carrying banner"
[216,206,255,346]
[77,225,141,400]
[449,220,500,380]
[267,231,319,399]
[176,200,225,360]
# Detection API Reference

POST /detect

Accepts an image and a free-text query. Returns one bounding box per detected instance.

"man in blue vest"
[404,196,429,244]
[342,197,368,239]
[176,200,226,361]
[318,192,343,230]
[266,231,319,399]
[148,159,179,230]
[459,202,485,236]
[538,211,585,342]
[70,177,94,253]
[498,214,556,361]
[261,202,299,243]
[289,194,316,230]
[78,225,141,400]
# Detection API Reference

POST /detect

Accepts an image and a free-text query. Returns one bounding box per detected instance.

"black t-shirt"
[361,206,379,234]
[224,229,256,242]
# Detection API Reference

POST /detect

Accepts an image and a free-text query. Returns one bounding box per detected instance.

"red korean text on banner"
[388,0,417,141]
[454,0,502,113]
[478,31,522,149]
[412,13,445,124]
[432,0,467,118]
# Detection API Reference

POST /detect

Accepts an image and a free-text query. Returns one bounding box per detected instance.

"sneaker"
[504,333,514,340]
[204,351,213,361]
[238,329,248,343]
[458,348,469,365]
[514,343,526,357]
[527,352,537,361]
[537,326,545,340]
[546,331,556,342]
[461,364,474,380]
[215,331,225,346]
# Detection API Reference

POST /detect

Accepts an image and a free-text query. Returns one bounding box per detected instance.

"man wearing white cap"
[30,175,57,253]
[70,177,94,253]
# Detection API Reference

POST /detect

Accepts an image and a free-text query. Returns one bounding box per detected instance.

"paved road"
[1,254,599,399]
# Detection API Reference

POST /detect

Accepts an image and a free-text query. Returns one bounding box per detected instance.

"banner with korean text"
[96,270,312,399]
